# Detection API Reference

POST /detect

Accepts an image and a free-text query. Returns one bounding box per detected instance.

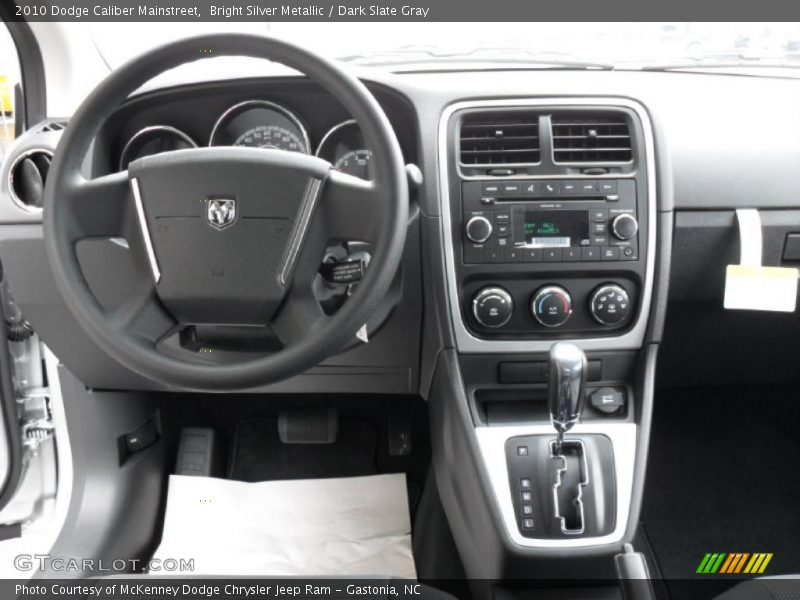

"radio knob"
[465,216,493,244]
[611,214,638,240]
[590,284,631,326]
[472,287,514,328]
[531,285,573,327]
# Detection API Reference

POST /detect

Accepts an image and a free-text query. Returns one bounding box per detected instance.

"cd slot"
[494,195,607,203]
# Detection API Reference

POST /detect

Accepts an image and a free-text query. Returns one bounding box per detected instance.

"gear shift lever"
[548,342,587,451]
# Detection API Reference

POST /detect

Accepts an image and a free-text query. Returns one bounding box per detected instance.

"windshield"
[88,22,800,72]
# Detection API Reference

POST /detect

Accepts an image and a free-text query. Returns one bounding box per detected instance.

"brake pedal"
[278,408,338,444]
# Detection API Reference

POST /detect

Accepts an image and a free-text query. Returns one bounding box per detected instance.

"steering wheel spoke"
[63,172,133,241]
[108,281,178,347]
[321,169,382,242]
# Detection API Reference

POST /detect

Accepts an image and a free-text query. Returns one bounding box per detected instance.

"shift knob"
[548,342,587,446]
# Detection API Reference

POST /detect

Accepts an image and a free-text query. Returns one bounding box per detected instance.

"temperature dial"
[531,285,573,327]
[472,287,514,328]
[590,284,631,326]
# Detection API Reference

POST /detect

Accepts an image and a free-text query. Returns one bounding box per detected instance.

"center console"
[435,98,657,555]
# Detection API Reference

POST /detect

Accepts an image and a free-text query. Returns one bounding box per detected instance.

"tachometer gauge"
[209,100,310,154]
[119,125,196,171]
[316,120,374,180]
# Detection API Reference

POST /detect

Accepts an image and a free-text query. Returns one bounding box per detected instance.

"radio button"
[520,181,540,196]
[524,248,543,262]
[579,180,599,194]
[581,247,601,261]
[495,224,511,237]
[482,182,502,195]
[502,181,523,195]
[601,247,620,261]
[591,209,608,222]
[543,248,562,262]
[486,248,504,263]
[504,248,524,262]
[494,210,511,223]
[541,181,560,196]
[598,180,618,194]
[561,180,580,194]
[563,248,580,261]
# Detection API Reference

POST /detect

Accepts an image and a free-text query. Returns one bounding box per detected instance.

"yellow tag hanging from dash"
[723,209,798,312]
[724,265,798,312]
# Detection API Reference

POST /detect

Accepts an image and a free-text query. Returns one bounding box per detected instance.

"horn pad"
[129,147,329,325]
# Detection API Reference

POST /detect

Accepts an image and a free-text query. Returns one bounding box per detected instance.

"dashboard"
[4,66,800,393]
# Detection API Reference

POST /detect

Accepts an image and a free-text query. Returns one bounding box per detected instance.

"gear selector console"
[505,434,616,539]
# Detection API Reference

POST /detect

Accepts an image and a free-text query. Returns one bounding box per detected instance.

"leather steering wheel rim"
[43,34,408,391]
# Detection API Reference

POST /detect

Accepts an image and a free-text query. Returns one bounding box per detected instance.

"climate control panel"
[466,280,637,336]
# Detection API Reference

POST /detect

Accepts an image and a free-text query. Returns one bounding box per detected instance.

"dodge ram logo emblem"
[206,199,236,230]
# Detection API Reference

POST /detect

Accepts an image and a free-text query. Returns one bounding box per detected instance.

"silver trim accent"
[472,286,513,328]
[550,439,588,535]
[119,125,197,171]
[589,284,631,326]
[612,213,639,240]
[209,99,311,155]
[130,177,161,283]
[465,215,492,243]
[531,285,573,328]
[315,119,358,158]
[438,97,657,352]
[7,147,54,213]
[475,422,636,548]
[280,178,323,286]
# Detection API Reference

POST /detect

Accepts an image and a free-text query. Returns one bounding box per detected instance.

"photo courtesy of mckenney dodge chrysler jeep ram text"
[1,13,800,600]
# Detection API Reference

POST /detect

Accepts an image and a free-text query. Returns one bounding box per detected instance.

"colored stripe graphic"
[699,552,774,575]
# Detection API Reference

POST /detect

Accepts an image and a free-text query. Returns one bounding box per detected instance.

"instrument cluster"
[118,99,373,180]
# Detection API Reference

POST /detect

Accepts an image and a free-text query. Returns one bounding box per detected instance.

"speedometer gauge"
[234,125,307,152]
[316,120,374,180]
[209,100,310,154]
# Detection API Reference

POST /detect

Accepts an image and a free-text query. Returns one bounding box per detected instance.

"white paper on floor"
[151,473,417,578]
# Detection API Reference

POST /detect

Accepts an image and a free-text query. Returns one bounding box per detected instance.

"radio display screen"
[523,210,589,248]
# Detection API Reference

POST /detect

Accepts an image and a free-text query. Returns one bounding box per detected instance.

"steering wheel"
[43,35,408,391]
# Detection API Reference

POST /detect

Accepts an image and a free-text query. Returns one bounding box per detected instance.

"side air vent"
[9,149,53,211]
[39,121,67,133]
[459,111,540,167]
[551,113,632,163]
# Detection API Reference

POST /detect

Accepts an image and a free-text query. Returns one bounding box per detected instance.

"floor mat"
[153,473,416,577]
[230,417,377,481]
[642,385,800,599]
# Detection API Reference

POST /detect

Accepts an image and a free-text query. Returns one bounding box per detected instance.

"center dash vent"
[459,111,540,167]
[551,113,632,163]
